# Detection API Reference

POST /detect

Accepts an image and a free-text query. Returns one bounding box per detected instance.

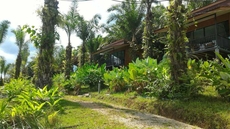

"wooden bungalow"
[155,0,230,59]
[92,39,142,69]
[93,0,230,68]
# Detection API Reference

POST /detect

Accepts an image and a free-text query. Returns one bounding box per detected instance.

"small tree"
[11,26,29,79]
[60,0,79,79]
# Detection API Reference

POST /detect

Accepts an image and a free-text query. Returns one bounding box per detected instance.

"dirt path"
[69,97,202,129]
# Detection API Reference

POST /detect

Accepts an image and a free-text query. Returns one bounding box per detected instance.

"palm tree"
[0,57,11,85]
[106,0,145,60]
[142,0,154,58]
[0,20,10,44]
[12,26,29,79]
[184,0,216,10]
[36,0,59,88]
[76,14,101,66]
[86,35,104,63]
[53,45,65,74]
[60,0,79,79]
[166,0,188,90]
[21,44,30,76]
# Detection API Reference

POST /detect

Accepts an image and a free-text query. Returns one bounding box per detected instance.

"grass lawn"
[58,99,131,129]
[0,98,131,129]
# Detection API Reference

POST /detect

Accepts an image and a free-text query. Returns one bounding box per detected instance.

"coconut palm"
[0,20,10,44]
[106,0,145,60]
[0,56,11,85]
[76,14,101,66]
[184,0,216,10]
[86,35,104,63]
[53,45,65,74]
[60,0,79,79]
[11,25,29,79]
[166,0,188,88]
[36,0,59,88]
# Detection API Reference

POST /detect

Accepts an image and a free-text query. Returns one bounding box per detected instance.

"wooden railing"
[186,35,230,53]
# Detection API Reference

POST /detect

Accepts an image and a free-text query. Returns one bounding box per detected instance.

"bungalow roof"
[154,0,230,33]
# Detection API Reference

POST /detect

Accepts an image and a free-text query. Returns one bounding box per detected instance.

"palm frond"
[0,20,10,44]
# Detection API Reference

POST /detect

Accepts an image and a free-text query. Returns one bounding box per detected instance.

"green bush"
[104,67,128,92]
[214,53,230,100]
[0,78,63,128]
[75,63,106,90]
[124,57,170,96]
[145,58,171,98]
[172,59,214,98]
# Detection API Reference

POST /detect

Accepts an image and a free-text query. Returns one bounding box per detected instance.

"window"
[109,50,125,66]
[194,28,204,39]
[217,21,229,37]
[205,25,215,37]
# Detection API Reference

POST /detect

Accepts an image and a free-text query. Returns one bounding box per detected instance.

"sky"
[0,0,121,64]
[0,0,168,64]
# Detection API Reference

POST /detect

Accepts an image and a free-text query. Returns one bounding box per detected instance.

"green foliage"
[214,53,230,100]
[104,67,128,92]
[0,78,63,128]
[53,73,70,93]
[125,57,170,96]
[3,78,34,101]
[75,63,106,90]
[166,0,188,92]
[124,57,158,93]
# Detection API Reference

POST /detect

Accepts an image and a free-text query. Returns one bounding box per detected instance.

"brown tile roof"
[154,0,230,33]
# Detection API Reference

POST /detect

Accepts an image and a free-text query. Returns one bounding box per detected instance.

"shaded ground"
[67,97,202,129]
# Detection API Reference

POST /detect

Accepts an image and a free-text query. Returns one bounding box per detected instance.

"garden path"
[68,97,202,129]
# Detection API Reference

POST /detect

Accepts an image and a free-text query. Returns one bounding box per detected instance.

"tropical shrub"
[144,58,171,98]
[52,73,68,92]
[173,59,214,98]
[0,78,63,128]
[104,67,128,92]
[124,57,170,96]
[75,63,106,90]
[214,53,230,100]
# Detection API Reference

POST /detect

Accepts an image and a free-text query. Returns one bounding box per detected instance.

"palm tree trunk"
[36,0,59,89]
[14,53,21,79]
[81,41,86,66]
[168,0,187,85]
[65,35,72,79]
[143,0,154,58]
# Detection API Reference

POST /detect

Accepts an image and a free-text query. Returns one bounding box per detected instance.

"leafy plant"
[103,67,127,92]
[75,63,106,90]
[214,53,230,100]
[0,78,63,128]
[124,57,169,95]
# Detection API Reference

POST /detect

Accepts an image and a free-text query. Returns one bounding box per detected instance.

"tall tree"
[53,45,65,74]
[142,0,154,58]
[76,14,101,66]
[184,0,216,10]
[86,35,103,63]
[21,44,30,76]
[0,57,11,85]
[36,0,59,88]
[106,0,145,60]
[11,26,29,79]
[60,0,79,79]
[166,0,188,90]
[0,20,10,44]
